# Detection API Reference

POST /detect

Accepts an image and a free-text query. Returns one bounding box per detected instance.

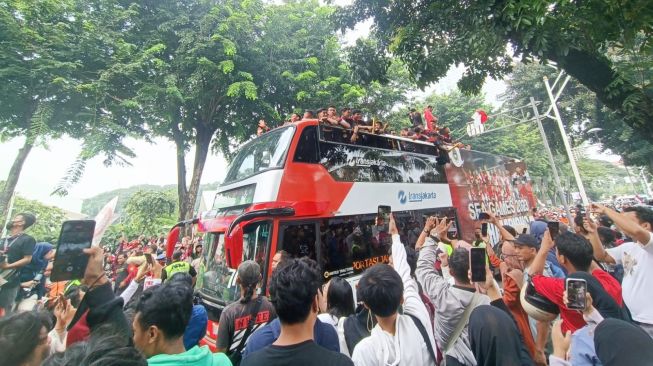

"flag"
[473,109,488,125]
[92,196,119,246]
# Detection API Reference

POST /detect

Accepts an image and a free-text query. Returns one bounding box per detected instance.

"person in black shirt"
[241,258,353,366]
[0,212,36,316]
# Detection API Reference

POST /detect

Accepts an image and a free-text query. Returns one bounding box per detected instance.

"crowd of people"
[1,199,653,366]
[256,105,468,153]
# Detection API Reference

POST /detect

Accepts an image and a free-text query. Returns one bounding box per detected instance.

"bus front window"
[199,222,272,306]
[223,127,295,184]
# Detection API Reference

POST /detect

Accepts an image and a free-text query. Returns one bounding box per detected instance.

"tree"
[503,63,653,172]
[122,189,177,237]
[337,0,653,141]
[0,0,145,216]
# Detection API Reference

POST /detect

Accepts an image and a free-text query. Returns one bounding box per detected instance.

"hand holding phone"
[547,221,560,240]
[377,205,391,232]
[51,220,96,282]
[470,247,486,282]
[565,278,587,310]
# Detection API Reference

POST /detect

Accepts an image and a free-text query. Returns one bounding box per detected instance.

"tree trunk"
[547,48,653,141]
[172,128,188,222]
[0,138,34,221]
[181,126,214,223]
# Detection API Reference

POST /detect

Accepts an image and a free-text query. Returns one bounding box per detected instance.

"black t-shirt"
[242,340,353,366]
[3,234,36,285]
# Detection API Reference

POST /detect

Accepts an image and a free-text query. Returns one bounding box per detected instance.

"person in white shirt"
[589,204,653,338]
[352,214,437,366]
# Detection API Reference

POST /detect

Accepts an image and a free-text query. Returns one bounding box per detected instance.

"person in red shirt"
[423,105,438,131]
[529,231,625,334]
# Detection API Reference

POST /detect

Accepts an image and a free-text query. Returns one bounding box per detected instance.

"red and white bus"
[174,120,536,350]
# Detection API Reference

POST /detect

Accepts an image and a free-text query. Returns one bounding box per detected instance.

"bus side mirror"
[225,225,244,269]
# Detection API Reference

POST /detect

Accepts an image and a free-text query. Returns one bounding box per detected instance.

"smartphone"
[566,278,587,310]
[547,221,560,240]
[481,223,488,237]
[469,247,486,282]
[478,212,490,220]
[51,220,96,282]
[377,205,391,232]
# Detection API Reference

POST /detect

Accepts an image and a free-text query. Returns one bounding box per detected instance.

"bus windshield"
[223,127,295,185]
[198,221,271,305]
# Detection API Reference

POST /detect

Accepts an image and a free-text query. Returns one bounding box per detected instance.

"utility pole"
[544,75,590,206]
[530,98,575,227]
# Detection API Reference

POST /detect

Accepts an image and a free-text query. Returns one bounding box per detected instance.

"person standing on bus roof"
[302,110,315,120]
[257,119,270,136]
[340,108,354,128]
[424,105,438,131]
[161,251,196,285]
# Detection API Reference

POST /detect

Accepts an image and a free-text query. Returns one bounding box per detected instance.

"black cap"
[513,234,539,248]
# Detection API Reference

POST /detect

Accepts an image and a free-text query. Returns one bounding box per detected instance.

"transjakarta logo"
[398,190,437,204]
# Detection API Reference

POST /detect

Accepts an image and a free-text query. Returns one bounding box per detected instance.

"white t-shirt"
[607,232,653,324]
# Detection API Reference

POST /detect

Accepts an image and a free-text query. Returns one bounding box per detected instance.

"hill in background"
[82,182,221,216]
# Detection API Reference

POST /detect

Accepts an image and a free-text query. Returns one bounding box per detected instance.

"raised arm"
[488,212,516,242]
[583,213,616,264]
[416,218,452,301]
[528,229,554,276]
[592,203,651,245]
[416,216,436,249]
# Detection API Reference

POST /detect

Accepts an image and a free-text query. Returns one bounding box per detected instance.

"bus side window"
[294,126,319,163]
[278,222,318,262]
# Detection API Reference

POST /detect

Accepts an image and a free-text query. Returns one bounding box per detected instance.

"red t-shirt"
[532,269,622,333]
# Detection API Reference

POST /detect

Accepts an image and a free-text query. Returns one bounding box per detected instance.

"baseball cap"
[238,260,261,286]
[513,234,539,248]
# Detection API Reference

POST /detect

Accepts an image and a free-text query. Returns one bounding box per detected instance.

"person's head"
[623,206,653,232]
[258,119,267,128]
[427,105,433,111]
[316,108,326,119]
[400,128,408,137]
[237,260,261,304]
[132,283,193,357]
[271,250,290,271]
[358,264,403,318]
[290,113,301,122]
[327,106,337,116]
[500,241,522,270]
[414,126,422,134]
[269,257,322,325]
[597,227,616,248]
[320,277,355,319]
[171,250,183,262]
[449,247,471,285]
[512,234,539,263]
[341,107,351,117]
[439,126,450,135]
[555,232,593,273]
[194,244,202,254]
[146,244,157,254]
[303,110,314,119]
[352,109,363,121]
[598,214,613,228]
[0,311,52,366]
[409,108,416,113]
[7,212,36,232]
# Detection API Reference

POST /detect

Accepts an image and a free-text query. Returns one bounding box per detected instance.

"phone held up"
[478,212,490,221]
[377,205,391,232]
[469,247,486,282]
[50,220,96,282]
[547,221,560,240]
[566,278,587,310]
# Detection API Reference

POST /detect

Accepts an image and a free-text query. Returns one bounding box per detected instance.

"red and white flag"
[472,109,488,126]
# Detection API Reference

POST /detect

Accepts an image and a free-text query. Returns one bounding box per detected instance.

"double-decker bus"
[174,120,536,350]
